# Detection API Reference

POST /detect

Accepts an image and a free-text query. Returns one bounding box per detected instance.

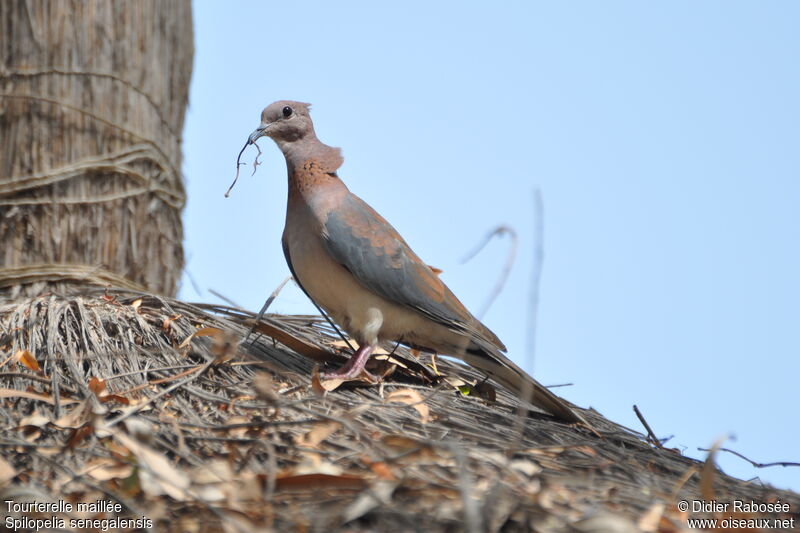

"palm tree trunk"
[0,0,193,298]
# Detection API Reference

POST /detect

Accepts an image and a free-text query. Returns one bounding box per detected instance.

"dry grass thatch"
[0,289,797,532]
[1,3,798,532]
[0,0,193,299]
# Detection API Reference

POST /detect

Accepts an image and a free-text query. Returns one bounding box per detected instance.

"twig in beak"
[251,142,263,176]
[225,138,250,197]
[225,137,263,197]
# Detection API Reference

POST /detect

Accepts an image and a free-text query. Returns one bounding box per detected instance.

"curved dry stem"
[225,136,261,197]
[461,225,519,318]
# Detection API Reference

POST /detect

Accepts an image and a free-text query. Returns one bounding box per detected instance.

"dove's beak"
[248,123,270,144]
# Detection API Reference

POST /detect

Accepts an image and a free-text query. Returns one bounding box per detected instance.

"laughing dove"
[247,101,587,426]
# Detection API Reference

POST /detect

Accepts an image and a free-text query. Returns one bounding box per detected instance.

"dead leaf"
[385,389,432,423]
[443,376,468,389]
[122,417,154,444]
[328,340,390,356]
[297,421,341,448]
[328,339,354,350]
[100,394,130,405]
[294,453,343,476]
[363,459,396,480]
[188,459,231,501]
[509,459,542,477]
[700,436,727,501]
[16,411,49,442]
[311,365,344,392]
[342,481,397,523]
[35,446,62,457]
[84,458,134,481]
[209,330,239,362]
[194,326,225,338]
[53,400,92,429]
[106,439,133,459]
[179,326,225,349]
[131,298,143,312]
[253,372,279,402]
[0,349,43,373]
[65,425,94,448]
[381,435,422,451]
[162,314,182,330]
[473,381,497,402]
[572,512,640,533]
[17,350,41,373]
[177,327,237,361]
[101,291,118,304]
[251,321,339,362]
[347,403,372,417]
[311,365,326,394]
[450,378,495,400]
[373,354,408,369]
[86,377,129,405]
[178,333,195,349]
[17,411,50,429]
[429,352,440,375]
[669,465,698,503]
[0,388,78,406]
[380,435,437,460]
[88,377,107,396]
[638,503,665,532]
[112,429,190,500]
[225,416,251,439]
[524,446,567,459]
[0,457,17,485]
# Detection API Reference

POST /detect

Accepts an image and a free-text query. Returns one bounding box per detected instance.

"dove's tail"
[460,343,593,429]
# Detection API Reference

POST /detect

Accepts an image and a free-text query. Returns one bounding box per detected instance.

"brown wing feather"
[322,192,504,350]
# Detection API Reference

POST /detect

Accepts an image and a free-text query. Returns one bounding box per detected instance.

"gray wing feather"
[322,195,466,330]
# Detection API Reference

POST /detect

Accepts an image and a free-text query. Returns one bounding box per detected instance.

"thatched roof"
[0,290,797,532]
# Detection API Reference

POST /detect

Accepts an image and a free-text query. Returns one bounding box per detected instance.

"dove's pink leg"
[324,344,376,380]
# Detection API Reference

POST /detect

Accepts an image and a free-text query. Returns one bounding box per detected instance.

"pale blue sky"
[181,1,799,491]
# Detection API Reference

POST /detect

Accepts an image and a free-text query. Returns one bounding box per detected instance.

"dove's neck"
[278,134,344,176]
[282,135,349,204]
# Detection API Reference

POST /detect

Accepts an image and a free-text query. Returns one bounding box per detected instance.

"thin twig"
[462,225,518,319]
[208,289,245,310]
[697,447,800,469]
[185,268,204,297]
[104,363,200,381]
[245,274,293,344]
[167,418,320,431]
[510,190,545,450]
[251,141,263,176]
[633,404,663,448]
[225,137,262,197]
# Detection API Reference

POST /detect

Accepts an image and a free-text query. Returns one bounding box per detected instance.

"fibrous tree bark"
[0,0,193,298]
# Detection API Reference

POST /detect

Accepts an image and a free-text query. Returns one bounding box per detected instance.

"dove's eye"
[282,106,293,118]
